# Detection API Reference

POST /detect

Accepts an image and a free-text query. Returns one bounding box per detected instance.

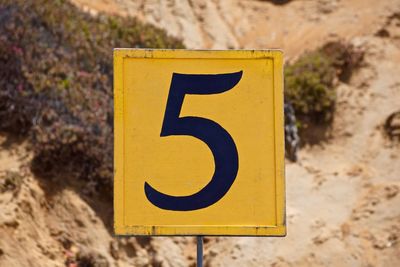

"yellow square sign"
[114,49,285,236]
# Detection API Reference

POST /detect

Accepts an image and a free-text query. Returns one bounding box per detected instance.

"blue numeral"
[145,71,243,211]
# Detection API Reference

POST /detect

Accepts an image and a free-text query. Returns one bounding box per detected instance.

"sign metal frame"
[114,49,285,236]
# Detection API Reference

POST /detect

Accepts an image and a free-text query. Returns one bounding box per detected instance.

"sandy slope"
[71,0,397,57]
[0,137,193,266]
[1,0,400,266]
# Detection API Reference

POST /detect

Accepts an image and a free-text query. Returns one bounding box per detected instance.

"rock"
[109,240,119,260]
[76,249,110,267]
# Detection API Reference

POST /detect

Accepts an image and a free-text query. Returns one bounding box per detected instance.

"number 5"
[145,71,243,211]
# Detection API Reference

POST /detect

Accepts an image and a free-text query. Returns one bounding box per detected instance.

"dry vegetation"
[0,0,184,198]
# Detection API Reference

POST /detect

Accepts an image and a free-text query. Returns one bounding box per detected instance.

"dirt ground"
[1,0,400,266]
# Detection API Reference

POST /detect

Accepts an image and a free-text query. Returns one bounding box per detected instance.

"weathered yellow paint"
[114,49,285,236]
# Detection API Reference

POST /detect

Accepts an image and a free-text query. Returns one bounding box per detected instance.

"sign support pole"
[197,236,203,267]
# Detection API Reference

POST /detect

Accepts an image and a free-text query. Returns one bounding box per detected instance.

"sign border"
[114,49,285,236]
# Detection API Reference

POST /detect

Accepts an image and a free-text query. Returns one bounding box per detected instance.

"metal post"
[197,236,203,267]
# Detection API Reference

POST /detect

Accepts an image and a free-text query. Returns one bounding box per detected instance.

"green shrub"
[285,51,336,124]
[285,41,364,127]
[0,0,184,197]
